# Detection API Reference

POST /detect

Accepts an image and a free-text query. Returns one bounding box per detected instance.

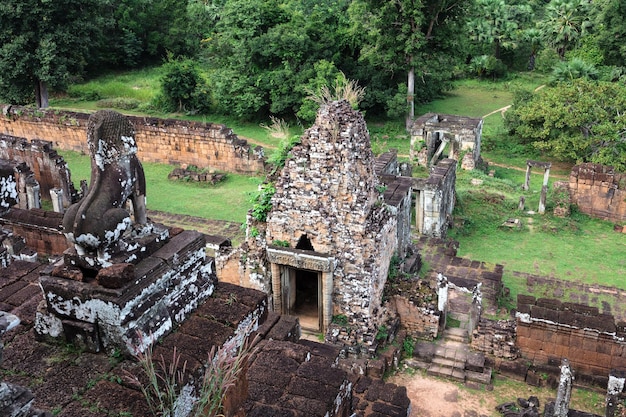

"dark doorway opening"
[292,269,319,331]
[296,234,314,251]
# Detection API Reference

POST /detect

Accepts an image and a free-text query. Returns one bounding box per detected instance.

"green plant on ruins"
[249,183,276,222]
[402,336,415,358]
[127,332,255,417]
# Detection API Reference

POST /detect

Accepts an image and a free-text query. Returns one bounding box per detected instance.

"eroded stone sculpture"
[62,110,152,268]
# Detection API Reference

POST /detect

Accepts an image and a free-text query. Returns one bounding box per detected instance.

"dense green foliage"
[505,79,626,170]
[1,0,625,135]
[0,0,106,106]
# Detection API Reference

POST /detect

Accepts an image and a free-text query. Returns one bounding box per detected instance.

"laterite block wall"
[0,105,266,175]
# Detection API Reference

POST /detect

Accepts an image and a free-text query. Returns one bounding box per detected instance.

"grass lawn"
[449,169,626,293]
[62,150,261,223]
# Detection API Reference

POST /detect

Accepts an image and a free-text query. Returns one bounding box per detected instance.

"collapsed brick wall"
[516,294,626,383]
[470,318,518,359]
[391,295,440,340]
[0,105,266,175]
[569,163,626,222]
[0,134,77,206]
[0,208,66,255]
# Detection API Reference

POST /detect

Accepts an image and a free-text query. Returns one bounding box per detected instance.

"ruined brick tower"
[263,100,397,339]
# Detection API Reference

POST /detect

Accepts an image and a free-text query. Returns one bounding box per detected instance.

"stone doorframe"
[266,246,336,332]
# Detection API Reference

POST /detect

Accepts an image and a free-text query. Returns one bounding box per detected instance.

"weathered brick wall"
[569,163,626,222]
[391,295,440,339]
[0,135,77,206]
[470,318,518,359]
[0,105,266,175]
[0,208,67,255]
[516,294,626,381]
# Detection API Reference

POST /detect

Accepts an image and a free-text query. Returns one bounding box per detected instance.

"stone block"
[465,352,485,372]
[536,298,561,310]
[525,369,545,387]
[96,263,135,289]
[367,358,386,378]
[62,319,101,353]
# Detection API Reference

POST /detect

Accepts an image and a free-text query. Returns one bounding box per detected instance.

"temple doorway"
[292,269,320,331]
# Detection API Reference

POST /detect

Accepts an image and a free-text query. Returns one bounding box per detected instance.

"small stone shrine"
[35,110,217,354]
[410,113,483,170]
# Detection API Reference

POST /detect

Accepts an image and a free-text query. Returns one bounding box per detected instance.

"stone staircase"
[407,313,492,386]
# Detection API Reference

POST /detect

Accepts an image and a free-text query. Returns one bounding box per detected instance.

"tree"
[523,28,543,70]
[0,0,105,107]
[467,0,531,59]
[354,0,470,123]
[505,79,626,170]
[160,58,207,113]
[541,0,590,59]
[204,0,358,119]
[595,0,626,66]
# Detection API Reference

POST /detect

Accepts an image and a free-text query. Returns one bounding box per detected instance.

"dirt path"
[389,373,492,417]
[389,370,605,417]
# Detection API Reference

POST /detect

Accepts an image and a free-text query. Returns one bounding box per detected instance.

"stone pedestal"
[36,230,217,354]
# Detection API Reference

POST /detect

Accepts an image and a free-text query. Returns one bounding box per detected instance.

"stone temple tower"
[262,100,398,341]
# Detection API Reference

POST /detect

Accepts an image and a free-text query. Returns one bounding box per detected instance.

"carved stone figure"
[63,110,149,265]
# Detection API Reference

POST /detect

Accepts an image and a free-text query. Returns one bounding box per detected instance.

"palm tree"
[541,0,590,59]
[524,28,543,70]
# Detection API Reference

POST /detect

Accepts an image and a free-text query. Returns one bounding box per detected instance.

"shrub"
[96,98,141,110]
[249,183,276,222]
[469,55,507,79]
[127,332,255,417]
[160,58,209,113]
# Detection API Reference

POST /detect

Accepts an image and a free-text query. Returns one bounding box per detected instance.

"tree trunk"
[406,66,415,130]
[35,80,49,108]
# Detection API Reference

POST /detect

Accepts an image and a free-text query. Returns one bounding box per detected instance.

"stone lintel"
[526,160,552,169]
[266,247,335,272]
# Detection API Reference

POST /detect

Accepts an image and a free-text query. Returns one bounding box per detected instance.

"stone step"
[466,367,492,385]
[427,365,466,382]
[432,356,465,371]
[448,312,470,323]
[443,328,468,343]
[403,358,431,370]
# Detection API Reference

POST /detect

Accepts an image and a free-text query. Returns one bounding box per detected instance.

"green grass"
[449,169,626,290]
[65,67,163,102]
[62,150,261,223]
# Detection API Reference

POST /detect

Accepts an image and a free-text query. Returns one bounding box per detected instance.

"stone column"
[50,188,64,213]
[518,196,525,211]
[539,166,550,214]
[322,270,333,331]
[26,182,40,209]
[606,369,626,417]
[270,263,281,312]
[523,163,531,191]
[554,358,573,417]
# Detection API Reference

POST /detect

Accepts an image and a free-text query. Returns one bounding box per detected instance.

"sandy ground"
[388,373,493,417]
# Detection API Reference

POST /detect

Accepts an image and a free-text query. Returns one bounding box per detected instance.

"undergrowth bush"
[126,332,255,417]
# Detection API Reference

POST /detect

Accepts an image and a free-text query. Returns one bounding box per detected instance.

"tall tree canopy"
[505,79,626,170]
[595,0,626,66]
[541,0,591,59]
[0,0,105,106]
[354,0,471,121]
